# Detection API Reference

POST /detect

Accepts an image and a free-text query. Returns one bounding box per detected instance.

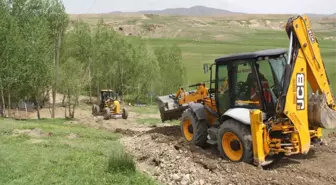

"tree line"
[0,0,186,119]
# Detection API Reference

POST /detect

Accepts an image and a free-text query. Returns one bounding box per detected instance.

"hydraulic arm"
[282,15,336,130]
[251,15,336,166]
[286,16,335,106]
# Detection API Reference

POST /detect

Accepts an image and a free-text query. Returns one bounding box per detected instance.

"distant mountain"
[304,13,329,18]
[110,5,243,16]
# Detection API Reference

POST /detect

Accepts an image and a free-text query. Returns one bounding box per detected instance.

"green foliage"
[155,45,186,94]
[60,57,89,118]
[0,0,69,117]
[64,18,185,102]
[0,0,187,112]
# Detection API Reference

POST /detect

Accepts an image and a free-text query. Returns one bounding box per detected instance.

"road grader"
[92,89,128,120]
[156,15,336,166]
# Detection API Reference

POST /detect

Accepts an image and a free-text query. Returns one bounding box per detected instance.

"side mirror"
[203,64,209,74]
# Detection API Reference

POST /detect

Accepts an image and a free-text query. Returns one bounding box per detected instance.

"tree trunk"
[89,58,92,103]
[52,36,57,118]
[7,92,11,118]
[97,83,100,101]
[71,95,78,119]
[36,101,41,120]
[62,94,66,107]
[1,88,5,117]
[25,102,28,117]
[52,32,62,119]
[71,104,76,118]
[120,63,123,101]
[67,89,71,119]
[64,95,67,118]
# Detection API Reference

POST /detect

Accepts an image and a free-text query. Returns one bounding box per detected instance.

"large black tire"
[180,108,208,148]
[217,119,253,164]
[122,108,128,119]
[103,108,111,120]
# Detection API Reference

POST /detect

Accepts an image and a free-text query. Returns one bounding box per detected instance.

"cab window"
[216,65,230,114]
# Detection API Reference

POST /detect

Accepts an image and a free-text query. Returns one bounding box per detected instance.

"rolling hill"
[110,5,243,16]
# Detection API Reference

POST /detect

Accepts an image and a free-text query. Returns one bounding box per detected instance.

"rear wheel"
[217,119,253,164]
[122,108,128,119]
[92,104,100,115]
[180,109,208,148]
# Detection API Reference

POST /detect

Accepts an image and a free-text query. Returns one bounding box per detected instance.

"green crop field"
[139,31,336,95]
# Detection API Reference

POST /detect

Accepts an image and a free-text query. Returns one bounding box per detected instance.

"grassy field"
[127,105,159,114]
[0,118,157,185]
[140,31,336,89]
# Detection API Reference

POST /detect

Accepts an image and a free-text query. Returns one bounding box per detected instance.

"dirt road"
[21,99,336,185]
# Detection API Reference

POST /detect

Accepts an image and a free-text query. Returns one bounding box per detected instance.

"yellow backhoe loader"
[156,15,336,166]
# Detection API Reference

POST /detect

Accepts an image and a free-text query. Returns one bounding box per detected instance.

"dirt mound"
[114,25,142,36]
[227,20,283,30]
[121,125,336,185]
[144,24,164,32]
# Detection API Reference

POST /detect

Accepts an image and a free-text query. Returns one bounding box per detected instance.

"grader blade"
[308,93,336,129]
[156,95,188,122]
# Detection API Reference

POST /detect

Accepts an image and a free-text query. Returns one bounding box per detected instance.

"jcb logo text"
[308,29,315,43]
[296,73,305,110]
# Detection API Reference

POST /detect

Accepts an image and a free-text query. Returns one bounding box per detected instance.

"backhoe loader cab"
[210,48,288,116]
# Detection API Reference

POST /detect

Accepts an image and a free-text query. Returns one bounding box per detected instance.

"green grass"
[136,118,161,125]
[128,105,159,114]
[0,119,157,185]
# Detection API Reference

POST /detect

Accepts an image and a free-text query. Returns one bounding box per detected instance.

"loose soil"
[13,95,336,185]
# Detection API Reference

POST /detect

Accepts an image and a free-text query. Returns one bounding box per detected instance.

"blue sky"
[62,0,335,14]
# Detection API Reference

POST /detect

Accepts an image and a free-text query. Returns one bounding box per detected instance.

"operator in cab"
[246,63,271,105]
[104,97,121,114]
[110,98,121,114]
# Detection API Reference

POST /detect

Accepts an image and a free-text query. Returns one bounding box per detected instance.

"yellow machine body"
[156,15,336,166]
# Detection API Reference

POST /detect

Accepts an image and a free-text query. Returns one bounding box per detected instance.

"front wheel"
[103,108,111,120]
[217,119,253,164]
[180,109,208,148]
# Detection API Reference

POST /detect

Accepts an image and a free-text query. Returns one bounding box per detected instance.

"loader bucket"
[308,93,336,129]
[156,95,188,122]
